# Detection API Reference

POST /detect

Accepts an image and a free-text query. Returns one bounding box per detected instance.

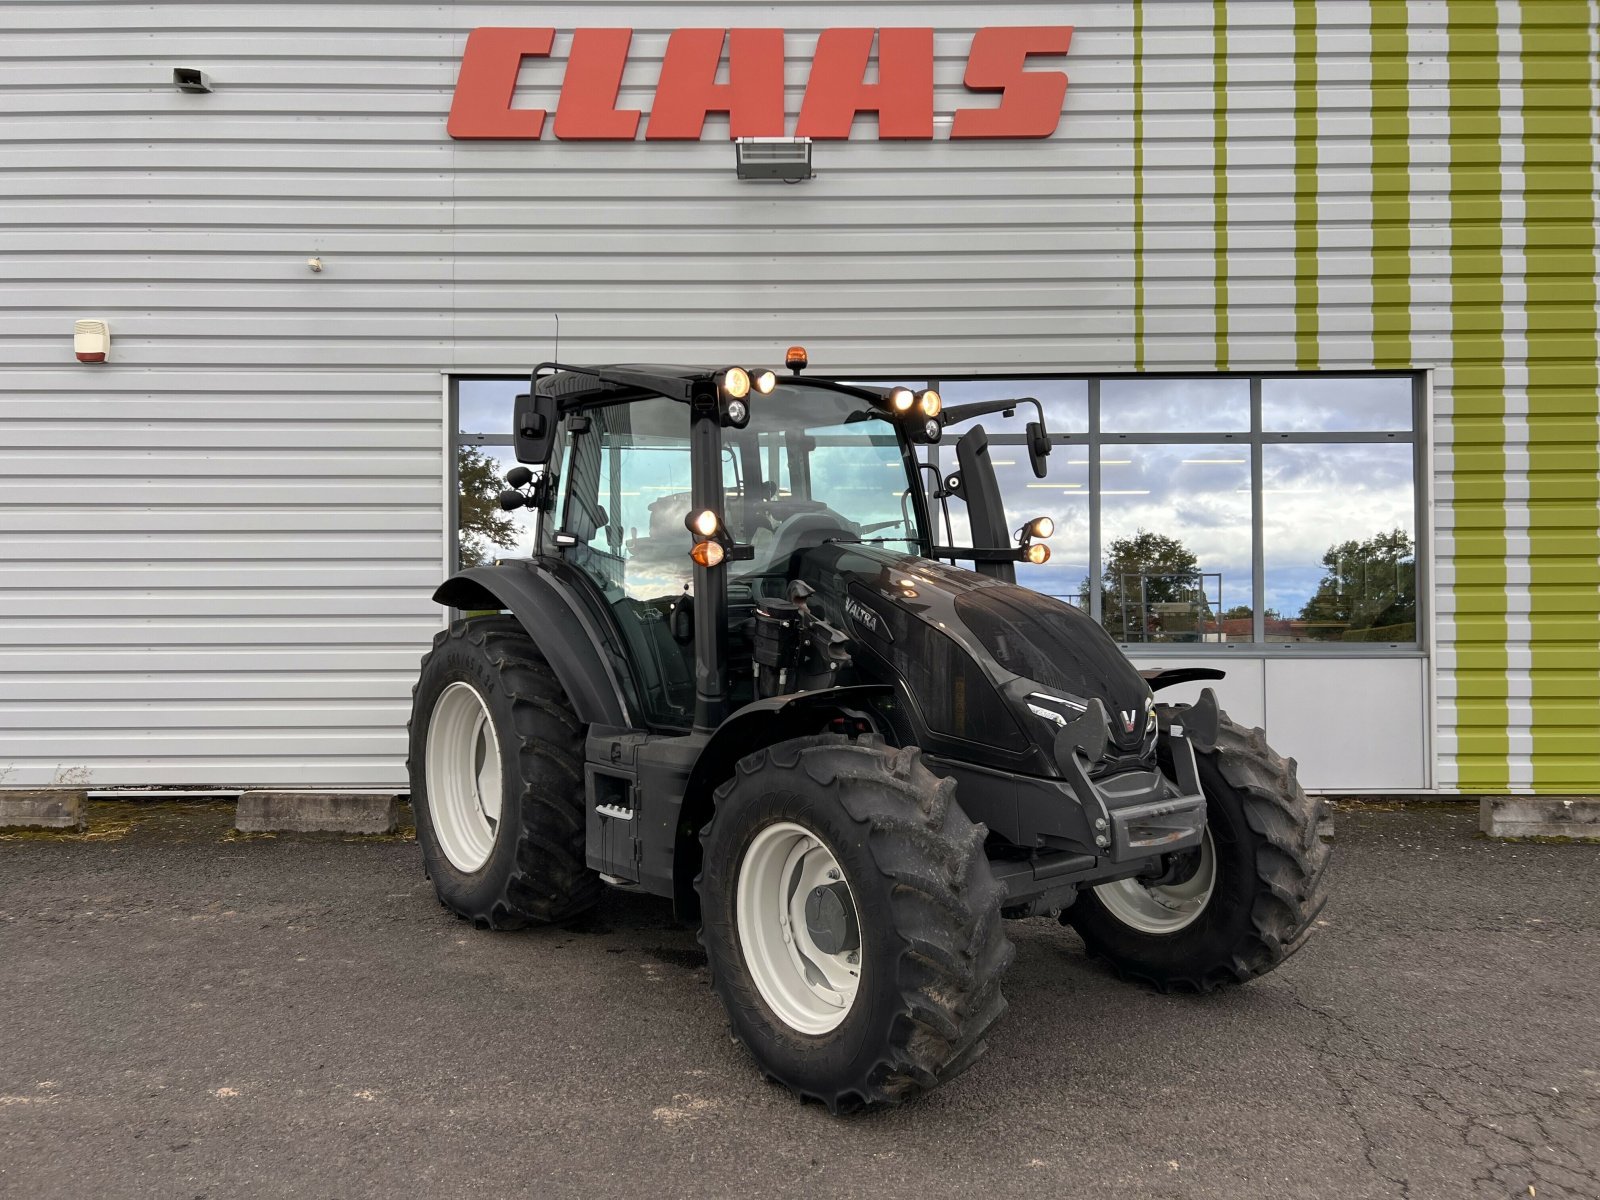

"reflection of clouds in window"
[1263,444,1414,622]
[458,379,525,435]
[994,456,1088,602]
[1101,377,1249,433]
[1262,377,1412,433]
[1099,446,1253,631]
[940,378,1089,434]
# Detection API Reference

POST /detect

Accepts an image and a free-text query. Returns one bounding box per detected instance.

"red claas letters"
[447,26,1074,141]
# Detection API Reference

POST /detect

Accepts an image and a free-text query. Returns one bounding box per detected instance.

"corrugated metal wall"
[1,2,1595,791]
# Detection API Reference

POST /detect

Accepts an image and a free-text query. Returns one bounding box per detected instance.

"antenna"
[553,312,560,364]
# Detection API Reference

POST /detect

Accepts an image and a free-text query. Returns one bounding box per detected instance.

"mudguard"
[1140,665,1226,693]
[433,562,634,728]
[671,684,894,919]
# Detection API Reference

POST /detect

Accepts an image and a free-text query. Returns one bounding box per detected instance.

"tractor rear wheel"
[1064,709,1331,992]
[698,735,1013,1113]
[408,616,600,928]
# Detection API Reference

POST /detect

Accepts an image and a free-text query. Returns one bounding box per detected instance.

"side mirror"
[1026,420,1052,479]
[513,390,559,466]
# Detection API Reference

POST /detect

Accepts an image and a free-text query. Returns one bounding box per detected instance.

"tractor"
[409,350,1331,1111]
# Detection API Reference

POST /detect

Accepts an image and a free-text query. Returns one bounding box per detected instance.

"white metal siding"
[0,2,1130,789]
[5,3,1592,792]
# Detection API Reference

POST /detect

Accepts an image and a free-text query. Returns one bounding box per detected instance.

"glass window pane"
[939,378,1088,435]
[458,444,537,570]
[458,378,523,435]
[995,453,1089,606]
[1261,376,1413,433]
[1098,446,1253,643]
[1101,377,1250,434]
[1263,444,1416,643]
[559,398,695,603]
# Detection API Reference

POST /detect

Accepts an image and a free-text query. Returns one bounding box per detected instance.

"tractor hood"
[793,543,1156,778]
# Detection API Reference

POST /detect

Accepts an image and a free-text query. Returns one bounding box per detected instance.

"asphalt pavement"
[1,801,1595,1200]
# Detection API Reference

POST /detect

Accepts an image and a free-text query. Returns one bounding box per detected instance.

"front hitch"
[1053,697,1208,862]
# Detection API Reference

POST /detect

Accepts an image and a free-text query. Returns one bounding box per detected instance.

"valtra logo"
[448,26,1074,141]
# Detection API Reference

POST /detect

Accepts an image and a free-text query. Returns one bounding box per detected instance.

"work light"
[686,509,720,538]
[723,367,751,399]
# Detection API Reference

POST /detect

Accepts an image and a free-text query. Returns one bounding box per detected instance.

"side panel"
[1264,657,1427,791]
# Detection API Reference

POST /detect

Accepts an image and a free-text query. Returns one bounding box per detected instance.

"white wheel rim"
[424,681,504,873]
[736,821,863,1035]
[1093,828,1217,935]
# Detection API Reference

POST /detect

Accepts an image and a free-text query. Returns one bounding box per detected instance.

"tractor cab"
[530,369,935,729]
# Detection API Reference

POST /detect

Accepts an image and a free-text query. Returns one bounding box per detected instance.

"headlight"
[890,387,915,413]
[1025,691,1088,729]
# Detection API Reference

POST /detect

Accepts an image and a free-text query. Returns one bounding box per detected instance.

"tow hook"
[1140,845,1204,888]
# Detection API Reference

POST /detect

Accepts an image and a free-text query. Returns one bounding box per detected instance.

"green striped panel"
[1447,0,1509,792]
[1519,0,1600,791]
[1133,2,1146,371]
[1369,0,1411,368]
[1295,0,1319,368]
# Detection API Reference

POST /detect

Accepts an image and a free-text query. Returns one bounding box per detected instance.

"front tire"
[1065,710,1331,991]
[408,616,601,928]
[698,736,1013,1112]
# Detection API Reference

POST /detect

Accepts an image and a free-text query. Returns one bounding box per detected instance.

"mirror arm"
[939,396,1048,434]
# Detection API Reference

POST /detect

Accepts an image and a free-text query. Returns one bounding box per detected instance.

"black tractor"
[409,351,1331,1112]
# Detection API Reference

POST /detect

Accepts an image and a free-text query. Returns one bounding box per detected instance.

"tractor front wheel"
[698,735,1013,1113]
[1065,710,1331,992]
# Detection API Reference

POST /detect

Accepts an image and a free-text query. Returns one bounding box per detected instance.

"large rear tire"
[697,735,1013,1113]
[1065,709,1331,992]
[408,616,601,928]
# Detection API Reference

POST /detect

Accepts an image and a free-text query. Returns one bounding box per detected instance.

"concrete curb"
[0,789,89,830]
[236,792,401,835]
[1480,796,1600,841]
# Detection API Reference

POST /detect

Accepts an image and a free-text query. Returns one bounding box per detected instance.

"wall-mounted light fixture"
[74,319,110,363]
[735,137,814,183]
[173,68,211,94]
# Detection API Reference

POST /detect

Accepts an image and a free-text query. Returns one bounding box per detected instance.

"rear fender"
[671,685,894,921]
[433,562,634,728]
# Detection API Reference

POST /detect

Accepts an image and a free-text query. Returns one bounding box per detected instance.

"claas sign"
[448,27,1074,141]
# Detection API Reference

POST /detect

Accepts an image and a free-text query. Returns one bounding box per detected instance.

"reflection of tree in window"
[457,444,519,569]
[1298,529,1416,642]
[1087,530,1232,644]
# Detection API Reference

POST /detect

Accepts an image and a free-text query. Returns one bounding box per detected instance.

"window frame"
[448,371,1428,656]
[907,370,1427,657]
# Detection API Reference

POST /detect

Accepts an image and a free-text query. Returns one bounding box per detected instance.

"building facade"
[1,2,1596,795]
